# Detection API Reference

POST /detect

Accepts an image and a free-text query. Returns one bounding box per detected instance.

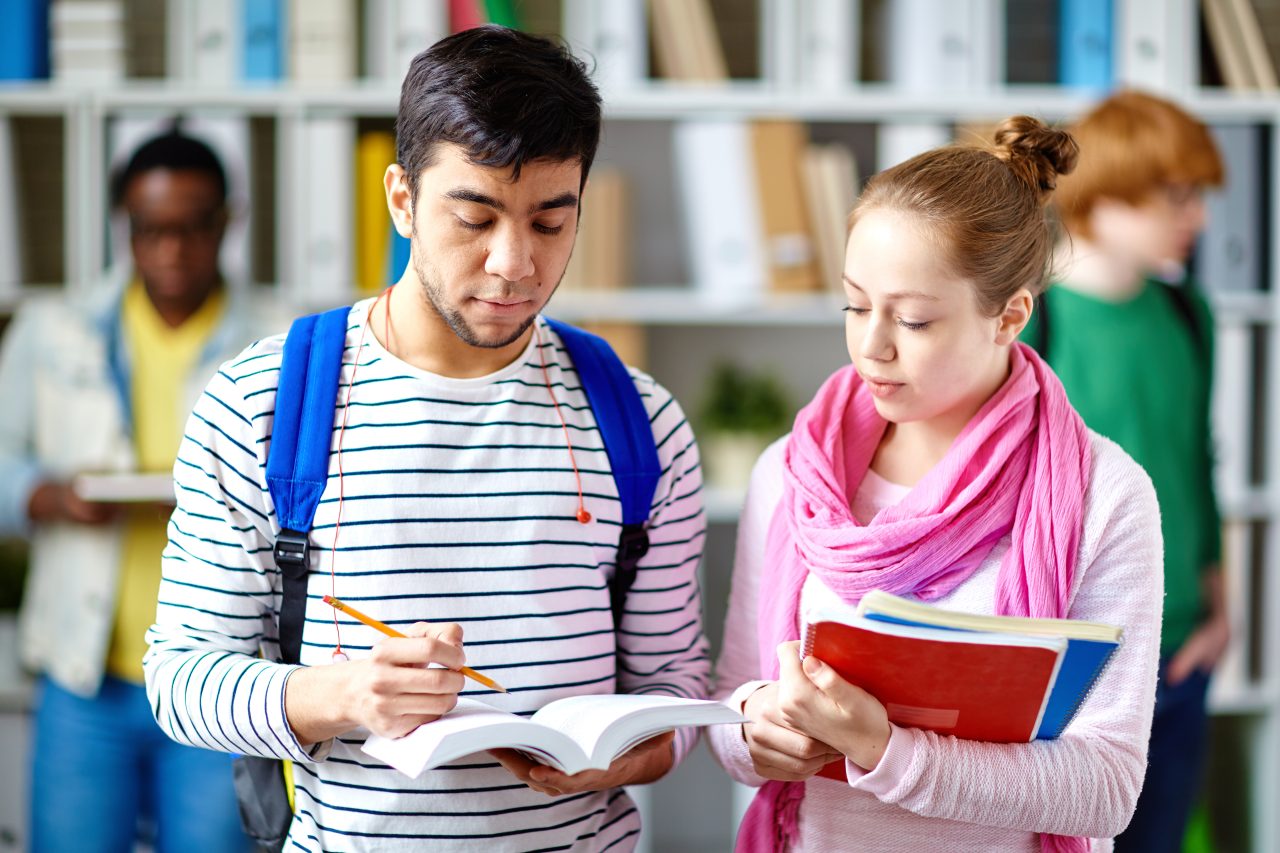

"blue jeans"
[1113,660,1211,853]
[30,675,251,853]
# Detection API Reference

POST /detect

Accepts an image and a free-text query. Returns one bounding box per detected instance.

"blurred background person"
[0,129,255,852]
[1025,90,1229,853]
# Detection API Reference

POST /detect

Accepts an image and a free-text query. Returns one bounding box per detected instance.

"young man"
[2,131,256,851]
[144,26,710,851]
[1025,91,1229,852]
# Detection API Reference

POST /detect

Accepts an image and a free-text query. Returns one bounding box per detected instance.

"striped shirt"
[144,301,711,852]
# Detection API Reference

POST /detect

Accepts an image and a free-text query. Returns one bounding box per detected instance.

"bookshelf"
[1,1,1280,851]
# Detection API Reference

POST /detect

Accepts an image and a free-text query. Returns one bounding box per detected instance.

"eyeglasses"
[129,210,225,245]
[1158,183,1205,208]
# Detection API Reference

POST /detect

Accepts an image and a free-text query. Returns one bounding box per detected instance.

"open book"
[363,694,746,777]
[854,589,1123,740]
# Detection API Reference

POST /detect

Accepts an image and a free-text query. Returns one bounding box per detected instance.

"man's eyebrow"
[443,188,580,215]
[445,188,504,211]
[842,275,940,302]
[534,192,579,213]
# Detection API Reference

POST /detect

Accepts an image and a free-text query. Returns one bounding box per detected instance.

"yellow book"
[355,130,396,294]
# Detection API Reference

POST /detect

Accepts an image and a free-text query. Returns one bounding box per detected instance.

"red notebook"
[803,614,1066,781]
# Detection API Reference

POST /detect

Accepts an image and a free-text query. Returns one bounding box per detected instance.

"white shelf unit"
[0,2,1279,851]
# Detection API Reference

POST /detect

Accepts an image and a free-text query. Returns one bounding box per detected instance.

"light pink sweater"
[708,432,1164,852]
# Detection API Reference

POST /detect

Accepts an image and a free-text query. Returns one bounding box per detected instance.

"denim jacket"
[4,281,276,695]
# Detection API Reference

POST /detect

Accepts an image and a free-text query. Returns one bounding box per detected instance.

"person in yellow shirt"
[3,130,256,852]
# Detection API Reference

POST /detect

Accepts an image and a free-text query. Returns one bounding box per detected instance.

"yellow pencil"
[322,594,507,693]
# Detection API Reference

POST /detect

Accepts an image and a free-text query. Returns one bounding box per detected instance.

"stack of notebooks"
[804,590,1123,778]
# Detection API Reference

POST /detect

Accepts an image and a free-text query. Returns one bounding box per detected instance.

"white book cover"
[166,0,193,79]
[1197,124,1262,291]
[290,0,356,83]
[300,117,355,306]
[562,0,647,91]
[800,0,858,90]
[73,472,176,503]
[888,0,1002,90]
[190,0,238,84]
[672,120,766,303]
[365,0,448,83]
[363,695,745,777]
[1116,0,1196,92]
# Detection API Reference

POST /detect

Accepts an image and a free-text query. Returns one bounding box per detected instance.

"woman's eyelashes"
[842,306,931,331]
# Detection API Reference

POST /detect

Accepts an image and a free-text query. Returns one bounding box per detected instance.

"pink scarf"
[736,343,1092,853]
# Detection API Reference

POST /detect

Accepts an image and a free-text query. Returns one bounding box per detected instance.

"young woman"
[708,117,1163,853]
[1032,91,1227,853]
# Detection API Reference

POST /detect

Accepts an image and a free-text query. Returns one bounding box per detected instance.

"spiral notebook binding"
[1044,642,1121,739]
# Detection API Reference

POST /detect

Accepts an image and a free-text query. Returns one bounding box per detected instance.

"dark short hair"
[396,25,602,203]
[111,130,228,208]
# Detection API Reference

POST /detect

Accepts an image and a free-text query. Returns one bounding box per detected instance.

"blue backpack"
[233,306,662,851]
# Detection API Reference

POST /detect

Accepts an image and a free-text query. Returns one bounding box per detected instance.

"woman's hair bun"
[992,115,1079,195]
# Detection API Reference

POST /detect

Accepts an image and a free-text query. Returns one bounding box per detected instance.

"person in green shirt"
[1024,90,1227,853]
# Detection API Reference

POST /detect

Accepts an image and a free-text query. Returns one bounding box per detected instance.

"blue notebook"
[855,589,1122,740]
[1059,0,1113,90]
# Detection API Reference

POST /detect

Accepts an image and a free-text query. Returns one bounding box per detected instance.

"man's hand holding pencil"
[284,617,470,744]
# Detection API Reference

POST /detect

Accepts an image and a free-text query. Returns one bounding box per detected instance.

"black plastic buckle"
[618,525,650,565]
[274,529,310,579]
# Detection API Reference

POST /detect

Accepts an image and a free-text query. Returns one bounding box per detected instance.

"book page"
[531,694,746,767]
[362,699,589,776]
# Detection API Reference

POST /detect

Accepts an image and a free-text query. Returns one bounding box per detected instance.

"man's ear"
[996,288,1034,345]
[385,164,413,238]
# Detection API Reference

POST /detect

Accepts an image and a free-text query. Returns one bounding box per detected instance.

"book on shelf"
[1202,0,1280,90]
[73,472,176,503]
[649,0,728,82]
[51,0,125,83]
[242,0,284,82]
[289,0,355,83]
[559,167,629,293]
[1117,0,1197,91]
[296,117,355,306]
[1059,0,1113,88]
[448,0,486,32]
[800,142,859,294]
[846,589,1123,741]
[1196,123,1266,292]
[0,0,49,80]
[355,129,397,295]
[364,0,448,83]
[673,120,767,302]
[561,0,647,90]
[363,694,745,777]
[751,121,821,294]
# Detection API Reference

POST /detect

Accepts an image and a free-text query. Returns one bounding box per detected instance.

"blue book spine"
[388,229,411,284]
[242,0,283,81]
[1059,0,1113,90]
[860,612,1119,740]
[0,0,50,80]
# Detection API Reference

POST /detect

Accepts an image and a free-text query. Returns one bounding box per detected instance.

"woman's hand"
[772,640,892,772]
[742,679,845,782]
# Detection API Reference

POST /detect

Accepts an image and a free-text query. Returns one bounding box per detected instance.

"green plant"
[699,362,792,437]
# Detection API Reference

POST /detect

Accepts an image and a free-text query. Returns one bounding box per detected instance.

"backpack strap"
[544,318,662,629]
[265,305,352,665]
